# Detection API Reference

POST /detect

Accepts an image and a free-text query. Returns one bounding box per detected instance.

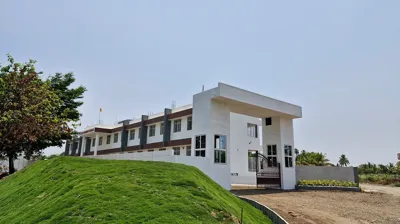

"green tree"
[296,150,331,166]
[24,73,86,158]
[0,55,75,173]
[338,154,350,167]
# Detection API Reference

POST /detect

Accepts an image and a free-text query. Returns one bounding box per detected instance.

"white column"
[80,137,85,157]
[94,133,99,156]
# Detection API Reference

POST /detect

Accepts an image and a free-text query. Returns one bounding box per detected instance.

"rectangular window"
[159,148,166,151]
[195,135,206,149]
[248,150,257,172]
[284,145,293,168]
[106,135,111,144]
[187,116,192,130]
[195,150,206,157]
[267,145,278,167]
[214,135,227,164]
[186,146,191,156]
[138,128,141,139]
[92,138,95,147]
[129,130,135,140]
[148,149,154,152]
[137,151,143,153]
[160,123,164,135]
[195,135,206,157]
[247,123,258,138]
[214,150,226,164]
[173,119,181,132]
[173,147,180,155]
[149,125,156,137]
[114,133,119,143]
[214,135,226,149]
[99,137,103,146]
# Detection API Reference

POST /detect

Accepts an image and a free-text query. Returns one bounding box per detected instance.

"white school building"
[65,83,302,190]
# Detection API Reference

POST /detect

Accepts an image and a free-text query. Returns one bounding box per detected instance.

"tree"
[24,72,86,158]
[296,150,331,166]
[0,55,70,173]
[338,154,350,167]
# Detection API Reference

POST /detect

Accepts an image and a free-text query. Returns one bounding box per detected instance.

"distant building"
[64,83,302,190]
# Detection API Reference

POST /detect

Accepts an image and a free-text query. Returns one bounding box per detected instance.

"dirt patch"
[232,186,400,224]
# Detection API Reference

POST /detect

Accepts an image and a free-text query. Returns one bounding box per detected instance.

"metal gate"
[256,151,281,189]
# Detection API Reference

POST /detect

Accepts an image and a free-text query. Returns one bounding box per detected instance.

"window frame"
[247,123,258,138]
[99,137,103,146]
[284,145,293,168]
[149,125,156,137]
[266,145,278,167]
[195,135,206,157]
[113,133,119,143]
[159,148,166,151]
[173,147,180,155]
[160,123,164,135]
[186,146,191,156]
[173,119,182,133]
[129,129,135,140]
[106,135,111,144]
[92,138,95,147]
[187,116,192,131]
[248,150,257,172]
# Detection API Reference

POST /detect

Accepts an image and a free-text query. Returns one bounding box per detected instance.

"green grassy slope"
[0,157,271,224]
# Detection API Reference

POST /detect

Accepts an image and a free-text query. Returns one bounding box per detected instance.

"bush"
[297,180,358,187]
[359,174,400,186]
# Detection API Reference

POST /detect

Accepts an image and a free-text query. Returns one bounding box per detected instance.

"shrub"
[297,180,358,187]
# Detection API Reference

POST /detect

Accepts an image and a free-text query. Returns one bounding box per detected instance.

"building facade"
[65,83,302,190]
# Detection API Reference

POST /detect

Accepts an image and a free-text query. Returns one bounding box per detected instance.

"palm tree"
[338,154,350,167]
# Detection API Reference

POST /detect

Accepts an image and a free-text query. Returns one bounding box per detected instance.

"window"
[267,145,278,167]
[99,137,103,146]
[106,135,111,144]
[114,133,119,143]
[248,151,257,172]
[129,130,135,140]
[92,138,95,147]
[137,151,143,153]
[247,123,258,138]
[138,128,141,139]
[214,135,226,149]
[187,116,192,130]
[149,125,156,137]
[265,118,272,126]
[160,123,164,135]
[148,149,154,152]
[173,147,180,155]
[173,119,181,132]
[214,150,226,164]
[214,135,227,164]
[284,145,293,168]
[195,135,206,157]
[195,150,206,157]
[186,146,191,156]
[159,148,166,151]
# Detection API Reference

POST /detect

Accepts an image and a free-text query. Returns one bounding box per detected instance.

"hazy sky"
[1,1,399,165]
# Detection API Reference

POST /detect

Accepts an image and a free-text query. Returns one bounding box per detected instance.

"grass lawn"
[0,157,271,224]
[359,174,400,187]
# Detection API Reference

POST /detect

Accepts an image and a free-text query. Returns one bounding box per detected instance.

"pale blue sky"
[1,1,399,165]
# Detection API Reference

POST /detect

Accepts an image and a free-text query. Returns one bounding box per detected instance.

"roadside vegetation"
[358,162,400,187]
[297,180,358,187]
[0,157,271,224]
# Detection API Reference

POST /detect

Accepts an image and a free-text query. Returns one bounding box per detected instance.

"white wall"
[170,115,193,141]
[229,113,262,185]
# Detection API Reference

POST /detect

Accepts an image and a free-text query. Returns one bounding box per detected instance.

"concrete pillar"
[94,133,99,156]
[262,117,296,190]
[64,140,70,156]
[80,137,86,157]
[163,108,172,147]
